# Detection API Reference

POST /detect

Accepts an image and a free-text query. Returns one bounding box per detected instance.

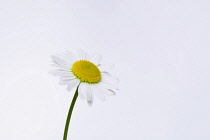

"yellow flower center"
[72,60,101,83]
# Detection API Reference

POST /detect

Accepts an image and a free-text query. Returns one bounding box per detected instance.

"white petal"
[90,54,102,66]
[99,81,118,90]
[90,84,106,101]
[51,64,69,70]
[51,55,69,69]
[78,83,94,106]
[98,64,115,72]
[86,85,94,106]
[101,72,119,86]
[97,84,116,96]
[66,51,78,62]
[49,70,73,76]
[66,79,80,92]
[59,80,71,85]
[58,54,73,67]
[78,83,87,100]
[77,49,89,60]
[60,76,76,80]
[106,89,116,95]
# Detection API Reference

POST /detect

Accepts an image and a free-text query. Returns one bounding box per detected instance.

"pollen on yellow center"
[72,60,101,83]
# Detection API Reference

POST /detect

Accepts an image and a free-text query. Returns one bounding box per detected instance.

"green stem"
[63,86,79,140]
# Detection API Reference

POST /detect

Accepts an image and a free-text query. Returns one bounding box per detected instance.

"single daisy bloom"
[50,50,119,106]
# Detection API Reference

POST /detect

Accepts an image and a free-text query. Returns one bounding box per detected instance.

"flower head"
[50,50,119,106]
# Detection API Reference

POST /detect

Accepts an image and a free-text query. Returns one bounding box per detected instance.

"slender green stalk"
[63,87,79,140]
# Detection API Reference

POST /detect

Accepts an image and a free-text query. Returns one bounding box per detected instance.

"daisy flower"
[50,50,119,106]
[50,50,119,140]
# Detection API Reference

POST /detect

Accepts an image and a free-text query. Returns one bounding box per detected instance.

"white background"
[0,0,210,140]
